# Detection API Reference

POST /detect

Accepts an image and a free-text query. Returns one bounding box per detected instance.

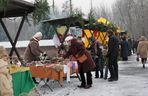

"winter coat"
[107,35,119,58]
[137,40,148,58]
[23,38,43,63]
[120,40,128,58]
[64,39,96,72]
[89,40,102,58]
[128,38,132,55]
[0,59,13,96]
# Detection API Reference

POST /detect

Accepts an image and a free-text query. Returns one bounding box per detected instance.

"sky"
[24,0,116,15]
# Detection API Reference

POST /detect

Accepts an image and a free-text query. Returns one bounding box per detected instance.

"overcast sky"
[24,0,116,15]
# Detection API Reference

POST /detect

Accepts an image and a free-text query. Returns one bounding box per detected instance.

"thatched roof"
[0,0,34,18]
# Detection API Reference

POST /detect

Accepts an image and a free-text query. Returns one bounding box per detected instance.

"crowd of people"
[0,30,148,95]
[61,30,120,88]
[61,30,148,89]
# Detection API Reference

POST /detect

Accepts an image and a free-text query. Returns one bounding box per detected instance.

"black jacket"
[107,35,119,57]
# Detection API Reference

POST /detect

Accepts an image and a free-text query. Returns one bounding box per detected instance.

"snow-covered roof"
[0,40,54,48]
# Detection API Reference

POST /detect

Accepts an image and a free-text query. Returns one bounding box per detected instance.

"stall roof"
[0,0,34,18]
[42,16,89,27]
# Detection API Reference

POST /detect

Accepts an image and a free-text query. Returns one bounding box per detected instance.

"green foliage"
[84,20,117,32]
[88,10,96,24]
[70,9,85,28]
[86,10,96,30]
[0,0,9,10]
[107,23,117,32]
[95,22,108,32]
[33,0,50,24]
[39,23,55,39]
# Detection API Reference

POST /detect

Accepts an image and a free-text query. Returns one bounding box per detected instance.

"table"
[11,70,35,96]
[30,65,64,85]
[30,61,79,86]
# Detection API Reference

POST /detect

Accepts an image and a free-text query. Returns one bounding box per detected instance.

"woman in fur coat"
[0,46,13,96]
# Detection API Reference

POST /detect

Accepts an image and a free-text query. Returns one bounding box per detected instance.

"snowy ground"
[34,54,148,96]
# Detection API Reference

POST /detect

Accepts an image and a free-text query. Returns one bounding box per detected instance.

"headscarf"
[32,32,43,41]
[64,36,74,46]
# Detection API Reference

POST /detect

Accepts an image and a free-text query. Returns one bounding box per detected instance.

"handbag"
[76,54,88,63]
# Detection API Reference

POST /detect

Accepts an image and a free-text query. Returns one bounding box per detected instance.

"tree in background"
[39,22,55,39]
[95,3,113,22]
[62,0,71,17]
[112,0,148,38]
[0,0,50,41]
[32,0,50,24]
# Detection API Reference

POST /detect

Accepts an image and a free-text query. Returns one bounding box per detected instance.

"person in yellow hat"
[0,46,13,96]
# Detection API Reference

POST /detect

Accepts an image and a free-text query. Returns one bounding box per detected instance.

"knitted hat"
[33,32,43,41]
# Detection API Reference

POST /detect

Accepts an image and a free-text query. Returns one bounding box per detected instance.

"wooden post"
[10,15,26,57]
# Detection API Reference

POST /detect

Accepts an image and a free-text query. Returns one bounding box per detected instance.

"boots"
[143,64,145,68]
[84,84,92,89]
[77,84,86,88]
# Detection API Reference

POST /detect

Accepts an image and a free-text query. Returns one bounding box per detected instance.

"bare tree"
[112,0,148,38]
[95,3,113,22]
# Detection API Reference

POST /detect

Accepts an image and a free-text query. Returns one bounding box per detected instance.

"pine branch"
[32,0,50,24]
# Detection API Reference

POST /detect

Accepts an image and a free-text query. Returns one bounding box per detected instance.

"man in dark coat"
[107,30,119,82]
[120,37,128,61]
[128,38,132,56]
[89,37,103,78]
[63,37,95,89]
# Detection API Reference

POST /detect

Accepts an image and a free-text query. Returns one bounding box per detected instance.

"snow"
[34,54,148,96]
